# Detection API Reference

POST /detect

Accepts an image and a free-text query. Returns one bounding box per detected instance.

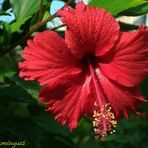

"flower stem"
[37,0,43,23]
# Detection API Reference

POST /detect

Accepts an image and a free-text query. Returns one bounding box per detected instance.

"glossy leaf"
[120,3,148,16]
[89,0,145,15]
[119,22,139,31]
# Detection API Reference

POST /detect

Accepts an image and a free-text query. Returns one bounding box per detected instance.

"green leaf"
[10,74,40,99]
[10,0,49,32]
[11,0,43,20]
[119,22,139,31]
[1,0,11,11]
[120,3,148,16]
[33,116,69,134]
[0,21,12,43]
[10,19,27,33]
[89,0,145,15]
[0,71,15,82]
[0,54,16,73]
[0,85,36,103]
[140,77,148,98]
[0,9,10,15]
[29,2,51,31]
[42,11,50,21]
[0,116,44,148]
[0,36,3,45]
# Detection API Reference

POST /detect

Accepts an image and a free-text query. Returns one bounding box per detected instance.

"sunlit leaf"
[120,3,148,16]
[89,0,145,15]
[10,0,49,32]
[10,0,48,20]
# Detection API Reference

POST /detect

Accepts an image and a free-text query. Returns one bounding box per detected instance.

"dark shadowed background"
[0,0,148,147]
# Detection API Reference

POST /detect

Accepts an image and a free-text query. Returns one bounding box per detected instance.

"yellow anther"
[92,102,117,140]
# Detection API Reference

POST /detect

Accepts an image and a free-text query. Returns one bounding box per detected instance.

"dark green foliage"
[0,0,148,147]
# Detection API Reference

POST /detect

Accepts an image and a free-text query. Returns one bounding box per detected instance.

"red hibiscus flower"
[19,2,148,140]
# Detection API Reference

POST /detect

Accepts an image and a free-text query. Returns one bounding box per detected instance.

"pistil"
[93,102,117,141]
[87,57,117,140]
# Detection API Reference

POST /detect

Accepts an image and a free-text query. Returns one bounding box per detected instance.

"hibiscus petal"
[39,75,92,130]
[58,2,119,58]
[99,26,148,87]
[95,68,146,117]
[19,31,81,86]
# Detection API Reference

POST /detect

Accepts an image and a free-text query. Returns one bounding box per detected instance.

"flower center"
[87,57,117,141]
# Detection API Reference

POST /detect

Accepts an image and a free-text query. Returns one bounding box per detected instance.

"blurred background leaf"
[0,0,148,147]
[10,0,49,32]
[89,0,145,15]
